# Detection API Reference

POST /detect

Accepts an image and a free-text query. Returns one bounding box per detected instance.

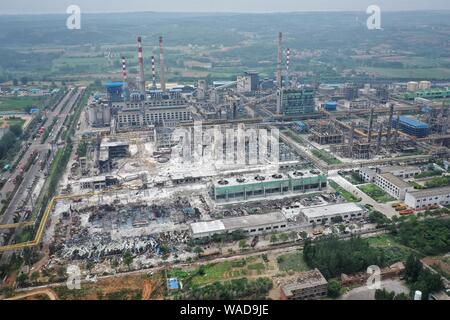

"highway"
[0,88,83,249]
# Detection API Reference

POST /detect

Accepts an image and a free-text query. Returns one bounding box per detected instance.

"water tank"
[407,81,418,92]
[324,101,337,111]
[414,290,422,300]
[418,81,431,90]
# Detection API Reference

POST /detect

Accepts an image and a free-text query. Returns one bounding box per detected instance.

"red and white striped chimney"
[137,36,146,97]
[151,55,157,90]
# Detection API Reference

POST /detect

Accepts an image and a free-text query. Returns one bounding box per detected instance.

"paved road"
[3,288,58,300]
[328,171,398,217]
[0,88,82,247]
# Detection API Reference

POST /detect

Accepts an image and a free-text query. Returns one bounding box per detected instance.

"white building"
[379,166,421,180]
[300,203,366,226]
[190,212,288,239]
[405,186,450,210]
[237,75,252,93]
[359,167,377,183]
[375,173,413,200]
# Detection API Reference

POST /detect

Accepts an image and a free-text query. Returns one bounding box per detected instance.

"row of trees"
[0,122,23,161]
[179,277,273,300]
[404,255,443,300]
[393,219,450,256]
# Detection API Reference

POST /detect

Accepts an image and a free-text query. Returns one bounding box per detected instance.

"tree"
[239,240,248,249]
[327,279,342,298]
[122,250,133,269]
[20,77,28,85]
[375,288,396,300]
[12,79,18,86]
[404,254,422,283]
[9,123,23,137]
[194,246,204,256]
[270,234,278,243]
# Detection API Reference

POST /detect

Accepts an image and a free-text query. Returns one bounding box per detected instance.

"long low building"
[213,170,327,202]
[405,186,450,210]
[375,172,414,201]
[300,203,366,225]
[190,212,288,239]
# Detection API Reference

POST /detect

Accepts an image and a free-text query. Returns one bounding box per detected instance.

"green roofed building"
[213,170,327,202]
[402,88,450,100]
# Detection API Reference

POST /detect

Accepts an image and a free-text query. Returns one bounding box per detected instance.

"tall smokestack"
[376,124,383,155]
[159,36,166,92]
[368,107,374,143]
[276,32,283,88]
[151,55,157,90]
[137,36,146,97]
[285,48,290,88]
[121,56,129,100]
[386,103,394,146]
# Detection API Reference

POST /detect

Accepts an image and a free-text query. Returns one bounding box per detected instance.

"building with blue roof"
[106,82,126,102]
[167,278,180,290]
[393,116,429,138]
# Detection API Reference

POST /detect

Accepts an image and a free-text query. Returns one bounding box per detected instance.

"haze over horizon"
[1,0,450,14]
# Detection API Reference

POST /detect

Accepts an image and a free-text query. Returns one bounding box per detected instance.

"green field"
[329,180,361,202]
[341,172,365,185]
[0,118,26,128]
[358,184,396,203]
[359,67,450,80]
[311,149,342,165]
[0,96,42,112]
[367,234,421,265]
[277,251,310,273]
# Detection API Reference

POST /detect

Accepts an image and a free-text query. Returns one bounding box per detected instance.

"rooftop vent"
[293,171,304,177]
[236,178,246,183]
[255,175,266,181]
[218,180,229,185]
[272,174,283,179]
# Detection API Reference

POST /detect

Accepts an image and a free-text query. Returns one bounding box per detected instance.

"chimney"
[151,55,157,90]
[137,36,146,97]
[277,32,283,89]
[285,48,290,88]
[121,56,129,100]
[159,36,166,92]
[368,107,374,143]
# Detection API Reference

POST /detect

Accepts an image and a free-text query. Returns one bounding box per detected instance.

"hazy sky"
[1,0,450,14]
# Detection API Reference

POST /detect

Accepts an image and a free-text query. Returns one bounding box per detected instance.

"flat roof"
[191,212,287,235]
[407,186,450,198]
[398,116,428,129]
[222,212,287,230]
[378,173,411,188]
[282,269,328,296]
[301,203,363,219]
[379,166,420,173]
[100,141,129,148]
[190,220,226,235]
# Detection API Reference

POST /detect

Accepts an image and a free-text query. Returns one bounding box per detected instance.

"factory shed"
[301,203,366,225]
[190,212,288,239]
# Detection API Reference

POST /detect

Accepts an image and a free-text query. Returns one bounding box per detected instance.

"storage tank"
[324,101,337,111]
[407,81,419,92]
[418,81,431,90]
[414,290,422,300]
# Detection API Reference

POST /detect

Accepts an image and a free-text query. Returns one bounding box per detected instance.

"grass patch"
[341,172,365,185]
[329,180,361,202]
[0,96,42,112]
[282,129,306,145]
[368,234,421,265]
[358,183,396,203]
[277,251,310,272]
[312,149,342,165]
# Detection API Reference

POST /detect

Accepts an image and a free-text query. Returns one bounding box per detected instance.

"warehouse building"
[190,212,288,239]
[79,176,119,190]
[280,269,328,300]
[213,170,327,202]
[405,186,450,209]
[393,116,429,138]
[375,173,413,200]
[301,203,366,225]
